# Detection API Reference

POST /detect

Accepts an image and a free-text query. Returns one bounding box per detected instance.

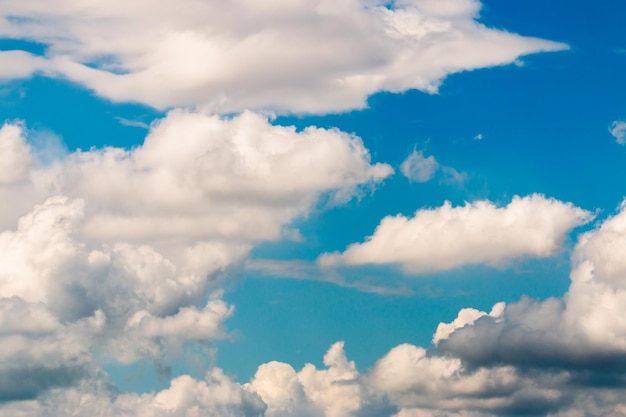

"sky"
[0,0,626,416]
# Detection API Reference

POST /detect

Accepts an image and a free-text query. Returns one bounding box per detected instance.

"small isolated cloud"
[610,120,626,144]
[400,149,439,183]
[400,149,465,184]
[319,194,593,273]
[474,133,483,140]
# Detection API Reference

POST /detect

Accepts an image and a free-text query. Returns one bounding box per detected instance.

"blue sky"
[1,1,626,416]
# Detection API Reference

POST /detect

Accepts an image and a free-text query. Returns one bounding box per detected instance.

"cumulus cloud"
[359,201,626,416]
[610,120,626,144]
[435,202,626,371]
[0,297,104,402]
[0,369,266,417]
[0,0,565,113]
[14,110,388,245]
[432,302,505,344]
[319,194,593,273]
[250,341,372,417]
[0,112,390,406]
[0,112,392,241]
[1,342,367,417]
[368,343,568,416]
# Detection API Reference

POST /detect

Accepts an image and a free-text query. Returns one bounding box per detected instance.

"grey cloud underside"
[0,366,87,403]
[439,297,626,372]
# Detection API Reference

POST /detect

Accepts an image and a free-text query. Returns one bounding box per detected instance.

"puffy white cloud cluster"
[251,342,368,417]
[319,194,593,273]
[0,0,565,113]
[1,1,621,414]
[4,110,626,415]
[0,369,267,417]
[436,202,626,367]
[0,112,391,405]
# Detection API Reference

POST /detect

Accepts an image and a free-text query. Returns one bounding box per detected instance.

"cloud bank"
[0,0,565,113]
[0,113,390,404]
[0,193,626,417]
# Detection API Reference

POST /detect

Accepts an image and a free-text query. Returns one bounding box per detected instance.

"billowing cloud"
[0,0,565,113]
[368,343,569,416]
[0,369,266,416]
[0,297,102,402]
[319,194,593,273]
[59,110,392,243]
[0,112,390,402]
[436,202,626,370]
[250,341,375,417]
[610,120,626,144]
[1,112,392,240]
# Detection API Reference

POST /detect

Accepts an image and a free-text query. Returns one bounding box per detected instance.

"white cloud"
[0,0,566,113]
[0,112,392,243]
[400,149,439,183]
[0,112,391,404]
[435,201,626,369]
[610,120,626,144]
[319,194,593,273]
[368,343,567,415]
[251,341,367,417]
[0,369,266,417]
[50,110,392,244]
[391,202,626,415]
[432,302,505,344]
[0,122,32,184]
[0,51,48,79]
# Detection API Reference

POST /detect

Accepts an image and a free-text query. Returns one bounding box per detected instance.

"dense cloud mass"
[0,0,564,113]
[3,0,625,416]
[4,113,623,415]
[319,195,593,273]
[437,202,626,368]
[0,114,391,408]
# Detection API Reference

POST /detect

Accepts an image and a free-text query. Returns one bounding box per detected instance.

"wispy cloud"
[610,120,626,144]
[245,258,413,296]
[114,116,150,129]
[400,148,466,185]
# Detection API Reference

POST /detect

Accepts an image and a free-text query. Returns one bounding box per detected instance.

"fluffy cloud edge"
[319,194,593,273]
